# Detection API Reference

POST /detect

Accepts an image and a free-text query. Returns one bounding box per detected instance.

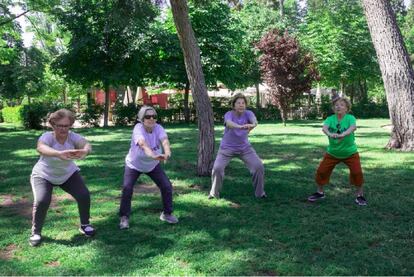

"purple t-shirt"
[31,131,85,185]
[219,110,257,151]
[125,123,168,173]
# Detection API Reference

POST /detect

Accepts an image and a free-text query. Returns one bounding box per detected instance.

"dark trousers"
[31,171,91,235]
[119,164,173,217]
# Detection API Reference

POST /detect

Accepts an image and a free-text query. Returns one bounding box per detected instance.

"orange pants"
[315,152,364,186]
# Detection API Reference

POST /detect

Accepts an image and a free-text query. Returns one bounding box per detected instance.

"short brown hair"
[332,97,352,111]
[48,109,76,126]
[231,93,248,108]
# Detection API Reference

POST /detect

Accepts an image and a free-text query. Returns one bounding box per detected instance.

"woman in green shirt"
[307,97,367,206]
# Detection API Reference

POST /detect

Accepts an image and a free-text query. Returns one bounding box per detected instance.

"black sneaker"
[307,192,325,202]
[79,224,96,237]
[355,195,367,206]
[29,234,42,247]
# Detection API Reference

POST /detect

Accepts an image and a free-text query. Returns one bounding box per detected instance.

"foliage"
[402,3,414,55]
[257,29,319,123]
[79,104,103,127]
[53,0,158,87]
[234,0,283,89]
[299,0,380,89]
[112,102,139,126]
[2,105,22,123]
[146,0,246,90]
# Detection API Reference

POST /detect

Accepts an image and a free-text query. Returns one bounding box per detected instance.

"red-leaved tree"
[256,29,319,125]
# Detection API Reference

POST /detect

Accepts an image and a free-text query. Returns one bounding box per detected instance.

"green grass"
[0,119,413,275]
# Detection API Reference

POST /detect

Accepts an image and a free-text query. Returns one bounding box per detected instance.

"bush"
[253,105,281,121]
[0,110,3,123]
[20,103,49,129]
[79,104,104,127]
[112,103,139,126]
[20,102,74,129]
[2,106,22,124]
[351,101,389,118]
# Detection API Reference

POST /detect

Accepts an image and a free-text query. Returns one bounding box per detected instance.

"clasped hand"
[58,149,88,160]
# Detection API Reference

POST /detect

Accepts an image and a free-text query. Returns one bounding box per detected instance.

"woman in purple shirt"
[209,93,266,199]
[118,106,178,229]
[29,109,95,247]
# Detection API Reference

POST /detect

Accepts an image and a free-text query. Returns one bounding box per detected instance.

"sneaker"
[29,234,42,247]
[79,224,96,237]
[307,192,325,202]
[119,216,129,230]
[160,212,178,224]
[355,195,367,206]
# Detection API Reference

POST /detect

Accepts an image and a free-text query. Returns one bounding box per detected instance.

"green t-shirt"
[323,113,358,158]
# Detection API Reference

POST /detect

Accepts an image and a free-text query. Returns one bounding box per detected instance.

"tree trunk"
[184,81,190,123]
[87,87,93,108]
[279,0,284,18]
[362,0,414,151]
[103,82,110,128]
[255,83,261,108]
[63,86,68,104]
[170,0,215,176]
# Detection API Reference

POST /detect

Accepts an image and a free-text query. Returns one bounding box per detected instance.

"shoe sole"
[119,225,129,230]
[79,228,95,237]
[160,217,178,224]
[29,240,41,247]
[355,200,367,206]
[308,196,325,202]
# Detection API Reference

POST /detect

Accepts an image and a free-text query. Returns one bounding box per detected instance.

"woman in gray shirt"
[29,109,94,246]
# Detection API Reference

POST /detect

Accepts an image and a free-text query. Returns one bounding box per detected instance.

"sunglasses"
[336,123,341,134]
[144,114,157,120]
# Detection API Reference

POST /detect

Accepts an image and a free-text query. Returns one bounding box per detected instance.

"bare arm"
[338,125,357,138]
[37,141,73,160]
[225,119,243,129]
[161,138,171,159]
[137,138,164,160]
[322,125,336,138]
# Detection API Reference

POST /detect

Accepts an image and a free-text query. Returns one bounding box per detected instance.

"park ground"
[0,119,413,275]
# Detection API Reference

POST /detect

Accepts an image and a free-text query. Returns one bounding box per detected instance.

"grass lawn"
[0,119,413,275]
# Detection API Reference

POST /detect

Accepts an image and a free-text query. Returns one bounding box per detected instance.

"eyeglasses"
[54,124,71,129]
[144,115,157,120]
[336,123,341,134]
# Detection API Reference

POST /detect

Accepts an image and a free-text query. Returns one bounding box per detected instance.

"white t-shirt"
[31,131,86,185]
[125,123,167,173]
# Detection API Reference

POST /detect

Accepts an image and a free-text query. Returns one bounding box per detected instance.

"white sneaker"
[160,212,178,224]
[29,234,42,247]
[119,216,129,229]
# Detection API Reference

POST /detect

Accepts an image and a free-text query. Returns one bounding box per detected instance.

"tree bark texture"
[170,0,215,176]
[362,0,414,151]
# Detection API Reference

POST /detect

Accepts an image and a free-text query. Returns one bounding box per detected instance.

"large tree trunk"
[362,0,414,151]
[170,0,215,176]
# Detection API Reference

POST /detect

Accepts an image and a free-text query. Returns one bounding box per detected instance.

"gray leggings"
[210,146,265,198]
[30,171,90,235]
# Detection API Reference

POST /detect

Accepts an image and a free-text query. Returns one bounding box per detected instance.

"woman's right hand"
[56,150,78,160]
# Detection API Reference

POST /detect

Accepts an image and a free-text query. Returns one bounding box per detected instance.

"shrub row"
[0,100,388,129]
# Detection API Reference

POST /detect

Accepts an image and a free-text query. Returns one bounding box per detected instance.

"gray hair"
[137,106,157,122]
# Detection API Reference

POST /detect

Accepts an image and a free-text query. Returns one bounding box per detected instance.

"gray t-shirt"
[125,123,167,173]
[31,131,86,185]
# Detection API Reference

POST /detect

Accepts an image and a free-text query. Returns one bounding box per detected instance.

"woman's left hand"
[68,149,88,159]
